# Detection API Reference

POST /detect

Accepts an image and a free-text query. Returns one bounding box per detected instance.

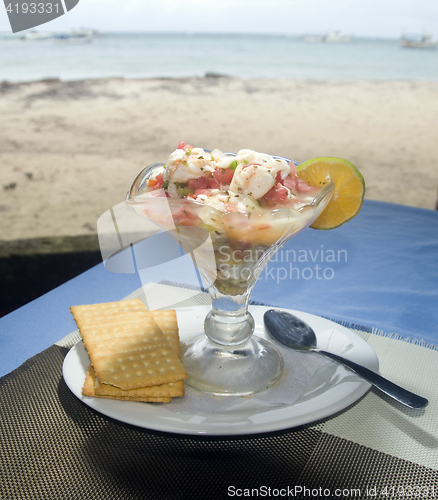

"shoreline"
[3,73,438,85]
[1,76,437,242]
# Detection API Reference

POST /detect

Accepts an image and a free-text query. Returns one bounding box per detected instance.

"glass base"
[182,335,284,396]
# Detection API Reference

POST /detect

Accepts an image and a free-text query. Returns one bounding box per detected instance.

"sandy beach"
[1,76,437,242]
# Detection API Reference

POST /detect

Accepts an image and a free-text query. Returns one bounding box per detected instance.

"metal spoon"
[263,309,428,409]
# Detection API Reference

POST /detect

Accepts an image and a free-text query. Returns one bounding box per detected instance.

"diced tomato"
[283,176,316,193]
[282,163,315,192]
[213,167,235,185]
[176,141,193,151]
[282,163,298,190]
[207,178,221,189]
[276,184,289,201]
[148,173,164,190]
[155,173,164,189]
[262,183,289,205]
[283,175,298,191]
[187,177,208,190]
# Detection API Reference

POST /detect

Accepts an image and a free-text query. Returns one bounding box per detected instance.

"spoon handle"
[317,349,428,409]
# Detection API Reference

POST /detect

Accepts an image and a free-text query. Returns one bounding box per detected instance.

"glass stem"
[204,290,255,346]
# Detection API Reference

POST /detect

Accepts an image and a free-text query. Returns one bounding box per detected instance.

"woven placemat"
[1,282,437,500]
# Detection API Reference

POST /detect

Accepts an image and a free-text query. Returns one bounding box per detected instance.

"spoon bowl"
[264,309,428,410]
[264,310,317,350]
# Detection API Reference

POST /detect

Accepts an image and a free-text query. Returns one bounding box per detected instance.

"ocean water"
[1,32,438,82]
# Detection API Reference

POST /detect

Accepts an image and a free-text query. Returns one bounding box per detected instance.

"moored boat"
[53,28,97,44]
[400,33,437,49]
[304,30,351,43]
[325,30,351,43]
[22,30,53,40]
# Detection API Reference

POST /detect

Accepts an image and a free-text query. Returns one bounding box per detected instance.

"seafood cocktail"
[126,142,336,396]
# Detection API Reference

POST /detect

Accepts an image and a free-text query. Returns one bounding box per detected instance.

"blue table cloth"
[1,200,437,378]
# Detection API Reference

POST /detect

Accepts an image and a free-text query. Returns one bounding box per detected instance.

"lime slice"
[296,157,365,230]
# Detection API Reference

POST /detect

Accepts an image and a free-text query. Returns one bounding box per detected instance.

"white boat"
[70,28,98,38]
[304,30,351,43]
[53,29,95,44]
[22,30,53,40]
[400,34,437,49]
[324,30,351,43]
[304,35,325,43]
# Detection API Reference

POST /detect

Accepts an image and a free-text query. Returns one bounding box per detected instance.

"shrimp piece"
[229,164,276,199]
[163,148,215,183]
[229,151,291,199]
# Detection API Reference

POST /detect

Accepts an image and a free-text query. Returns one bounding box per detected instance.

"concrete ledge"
[0,235,102,317]
[0,235,100,258]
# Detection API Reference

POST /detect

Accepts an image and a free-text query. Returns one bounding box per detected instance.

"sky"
[1,0,438,38]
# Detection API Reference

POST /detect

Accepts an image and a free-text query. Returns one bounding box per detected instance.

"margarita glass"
[126,153,334,396]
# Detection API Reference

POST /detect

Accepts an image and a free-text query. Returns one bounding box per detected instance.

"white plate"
[63,305,378,436]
